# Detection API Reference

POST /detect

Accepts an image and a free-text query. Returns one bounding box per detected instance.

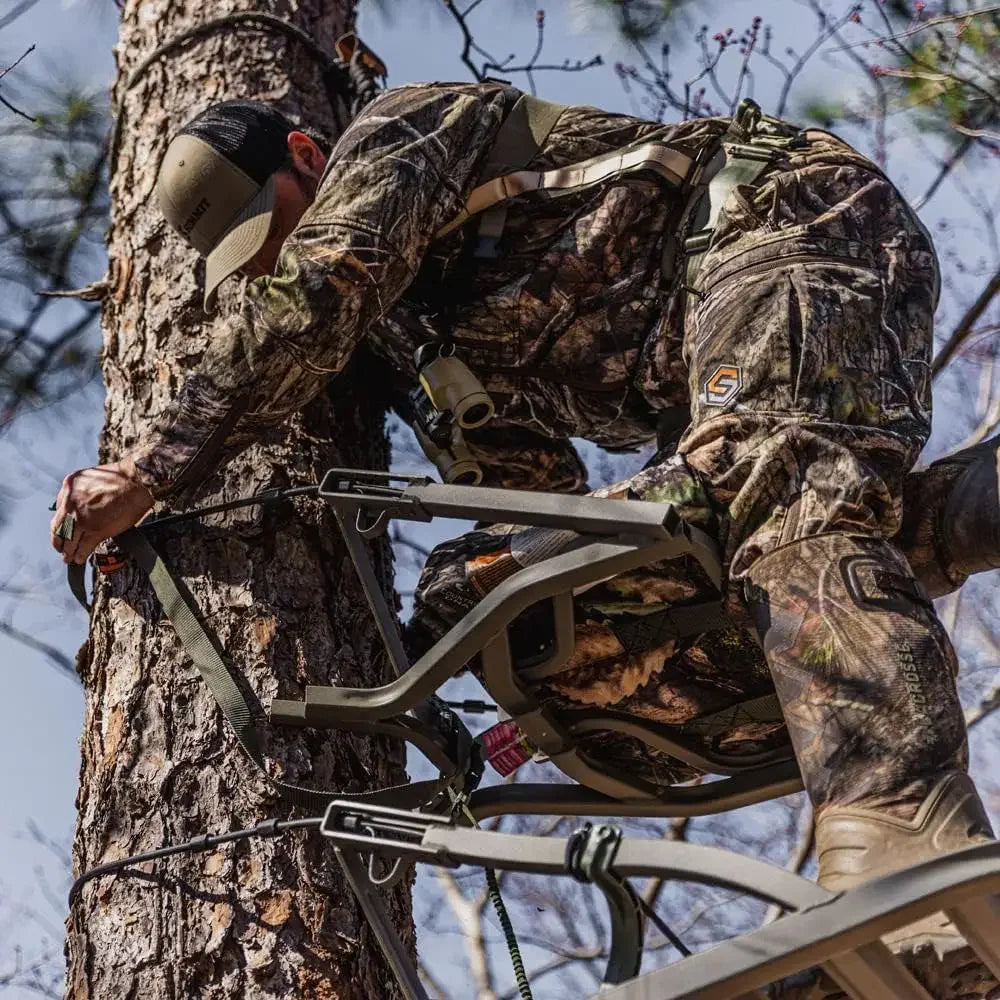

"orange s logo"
[701,364,743,406]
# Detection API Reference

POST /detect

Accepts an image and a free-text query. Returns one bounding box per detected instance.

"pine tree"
[65,2,408,996]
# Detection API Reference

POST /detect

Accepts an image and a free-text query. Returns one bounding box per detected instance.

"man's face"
[240,131,327,280]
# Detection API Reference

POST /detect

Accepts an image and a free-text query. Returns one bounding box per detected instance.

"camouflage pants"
[410,126,969,817]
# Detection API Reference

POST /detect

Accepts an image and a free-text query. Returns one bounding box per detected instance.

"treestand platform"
[96,470,1000,1000]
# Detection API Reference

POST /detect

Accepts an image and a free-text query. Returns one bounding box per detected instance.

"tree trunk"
[65,2,408,997]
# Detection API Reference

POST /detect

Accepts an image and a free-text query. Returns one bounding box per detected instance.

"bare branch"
[0,43,36,79]
[642,815,692,910]
[913,135,975,212]
[834,4,1000,52]
[0,45,39,121]
[434,867,499,1000]
[731,17,763,114]
[0,92,37,123]
[952,123,1000,143]
[773,2,863,118]
[442,0,487,82]
[933,266,1000,378]
[0,618,78,680]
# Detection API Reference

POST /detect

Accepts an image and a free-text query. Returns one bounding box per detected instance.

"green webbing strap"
[682,100,807,290]
[480,93,568,183]
[79,530,449,813]
[683,148,776,290]
[117,529,263,759]
[474,92,567,258]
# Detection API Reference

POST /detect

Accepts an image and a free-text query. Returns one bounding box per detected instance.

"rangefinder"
[417,354,494,430]
[414,421,483,486]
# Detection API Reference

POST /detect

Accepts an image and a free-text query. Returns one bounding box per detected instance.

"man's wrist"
[124,445,173,502]
[118,456,156,502]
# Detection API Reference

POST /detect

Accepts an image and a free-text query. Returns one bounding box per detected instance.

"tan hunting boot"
[816,771,995,971]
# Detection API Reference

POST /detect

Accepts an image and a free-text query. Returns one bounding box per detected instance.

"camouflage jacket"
[133,82,732,500]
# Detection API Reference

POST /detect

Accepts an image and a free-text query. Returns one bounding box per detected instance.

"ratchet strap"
[70,528,448,813]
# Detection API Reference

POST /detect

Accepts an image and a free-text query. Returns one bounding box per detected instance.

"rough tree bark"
[65,1,410,997]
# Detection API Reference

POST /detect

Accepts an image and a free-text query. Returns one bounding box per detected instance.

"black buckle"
[563,822,644,986]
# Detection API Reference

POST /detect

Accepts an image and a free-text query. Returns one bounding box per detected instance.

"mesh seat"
[270,470,802,820]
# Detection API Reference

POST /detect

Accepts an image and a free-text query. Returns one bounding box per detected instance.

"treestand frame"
[72,469,1000,998]
[269,471,1000,1000]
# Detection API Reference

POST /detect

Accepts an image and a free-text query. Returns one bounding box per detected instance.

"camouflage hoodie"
[132,81,730,499]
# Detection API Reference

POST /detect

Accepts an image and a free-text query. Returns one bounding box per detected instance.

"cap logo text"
[181,196,210,236]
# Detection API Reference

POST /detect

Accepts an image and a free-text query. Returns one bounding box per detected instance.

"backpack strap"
[479,92,568,182]
[438,94,701,258]
[458,92,567,259]
[681,99,809,289]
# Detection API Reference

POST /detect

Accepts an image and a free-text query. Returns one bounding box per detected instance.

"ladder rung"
[948,894,1000,981]
[825,941,934,1000]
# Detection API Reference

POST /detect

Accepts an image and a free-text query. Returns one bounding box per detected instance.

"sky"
[0,0,998,997]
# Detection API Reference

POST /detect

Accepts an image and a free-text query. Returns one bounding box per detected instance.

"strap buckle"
[732,97,763,138]
[564,822,644,986]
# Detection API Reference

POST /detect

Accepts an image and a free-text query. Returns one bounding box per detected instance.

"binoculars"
[409,345,495,485]
[414,420,482,486]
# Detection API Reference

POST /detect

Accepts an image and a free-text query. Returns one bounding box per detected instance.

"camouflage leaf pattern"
[133,83,729,498]
[407,115,971,812]
[744,533,967,817]
[898,432,1000,597]
[132,81,984,812]
[407,454,786,791]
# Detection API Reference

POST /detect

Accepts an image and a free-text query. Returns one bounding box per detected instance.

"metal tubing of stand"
[404,483,679,536]
[296,537,687,722]
[322,803,1000,1000]
[593,843,1000,1000]
[335,847,429,1000]
[331,506,410,679]
[464,761,803,822]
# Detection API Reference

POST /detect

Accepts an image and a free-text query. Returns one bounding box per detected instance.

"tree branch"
[913,135,974,212]
[932,266,1000,377]
[434,867,498,1000]
[0,618,79,681]
[0,44,36,79]
[834,4,1000,52]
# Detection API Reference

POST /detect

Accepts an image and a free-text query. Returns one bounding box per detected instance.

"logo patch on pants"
[701,364,743,406]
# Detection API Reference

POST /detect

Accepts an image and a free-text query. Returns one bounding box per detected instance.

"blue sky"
[1,1,997,996]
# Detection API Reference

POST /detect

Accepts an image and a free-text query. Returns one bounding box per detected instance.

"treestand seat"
[267,471,1000,1000]
[269,469,802,820]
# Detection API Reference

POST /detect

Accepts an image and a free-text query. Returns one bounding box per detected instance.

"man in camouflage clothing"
[51,83,999,958]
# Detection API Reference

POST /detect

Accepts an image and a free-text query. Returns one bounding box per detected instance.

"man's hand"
[50,459,155,565]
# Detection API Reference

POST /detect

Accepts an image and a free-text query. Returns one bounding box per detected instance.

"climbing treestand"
[72,470,1000,999]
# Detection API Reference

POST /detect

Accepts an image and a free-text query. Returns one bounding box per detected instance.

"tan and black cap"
[156,101,295,310]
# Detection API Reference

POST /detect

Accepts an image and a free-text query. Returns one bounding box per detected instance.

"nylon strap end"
[67,562,91,613]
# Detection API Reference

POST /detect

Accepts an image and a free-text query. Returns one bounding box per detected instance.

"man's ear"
[287,131,326,180]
